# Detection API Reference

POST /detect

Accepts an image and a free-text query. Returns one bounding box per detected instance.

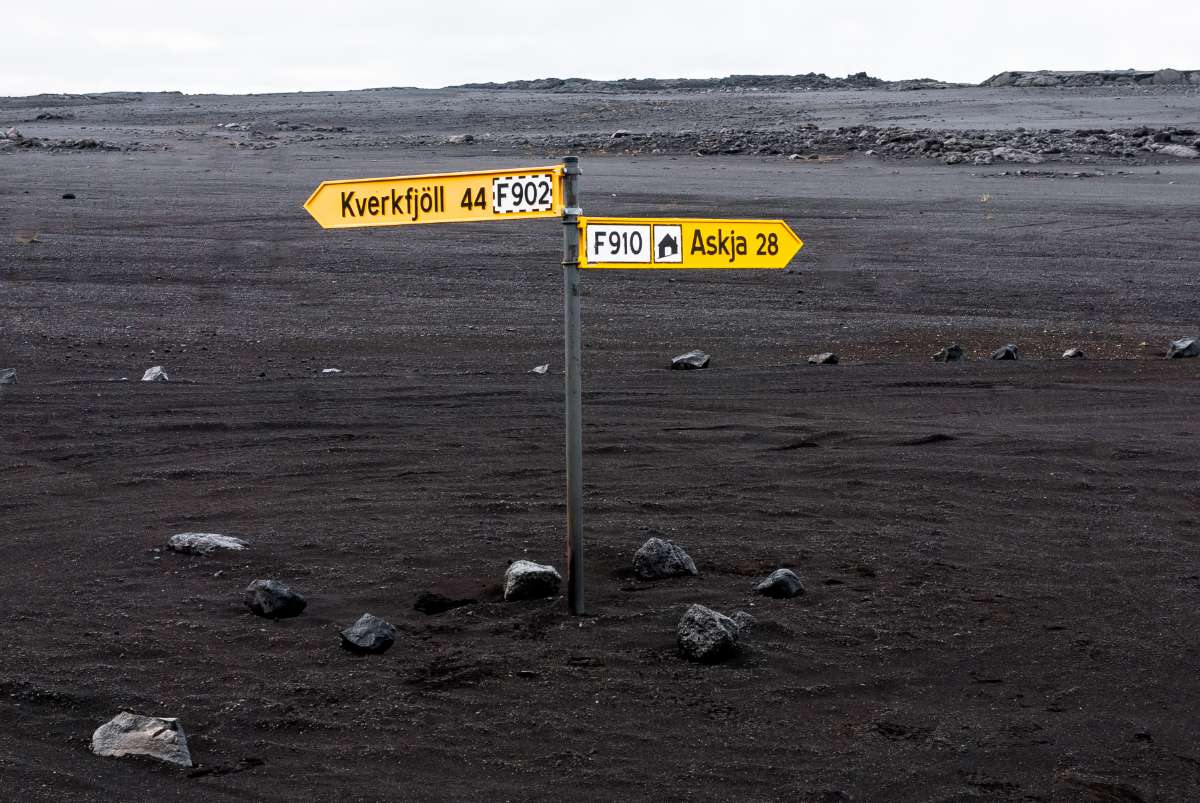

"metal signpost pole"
[561,156,585,616]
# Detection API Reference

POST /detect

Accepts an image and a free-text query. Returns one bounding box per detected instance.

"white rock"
[633,537,698,580]
[992,146,1045,165]
[141,366,168,382]
[1166,337,1199,359]
[670,350,710,370]
[92,712,192,767]
[504,560,561,601]
[321,368,342,374]
[167,532,248,555]
[529,363,550,375]
[1158,144,1199,159]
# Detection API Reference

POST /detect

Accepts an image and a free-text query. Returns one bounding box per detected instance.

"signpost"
[304,166,565,229]
[579,217,803,270]
[305,160,804,616]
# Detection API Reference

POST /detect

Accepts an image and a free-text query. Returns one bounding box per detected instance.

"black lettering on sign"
[460,186,486,211]
[690,228,748,263]
[341,191,356,217]
[492,174,555,214]
[755,232,779,256]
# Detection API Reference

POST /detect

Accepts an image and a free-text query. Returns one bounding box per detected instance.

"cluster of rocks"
[522,124,1200,162]
[671,349,841,370]
[932,337,1198,361]
[0,127,128,153]
[95,528,810,768]
[631,537,805,662]
[984,69,1200,88]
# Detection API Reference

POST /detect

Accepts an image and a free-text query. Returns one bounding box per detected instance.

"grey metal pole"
[561,157,585,616]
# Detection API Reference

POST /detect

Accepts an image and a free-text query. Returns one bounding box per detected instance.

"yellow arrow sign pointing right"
[578,217,803,269]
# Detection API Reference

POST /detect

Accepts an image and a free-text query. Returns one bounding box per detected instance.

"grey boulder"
[92,712,193,767]
[141,365,168,382]
[1158,144,1199,159]
[991,344,1020,360]
[634,537,698,580]
[1166,337,1199,359]
[933,343,964,362]
[808,352,839,365]
[671,350,710,370]
[1062,348,1086,359]
[243,579,307,619]
[339,613,396,654]
[503,560,562,601]
[755,568,805,599]
[676,604,752,662]
[0,368,14,385]
[167,532,248,555]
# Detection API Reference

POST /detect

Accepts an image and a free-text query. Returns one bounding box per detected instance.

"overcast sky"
[6,1,1199,96]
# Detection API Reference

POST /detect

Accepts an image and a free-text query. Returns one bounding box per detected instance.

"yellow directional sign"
[304,165,565,229]
[578,217,803,269]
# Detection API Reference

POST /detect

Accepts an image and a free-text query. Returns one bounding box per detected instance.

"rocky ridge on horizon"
[451,72,961,92]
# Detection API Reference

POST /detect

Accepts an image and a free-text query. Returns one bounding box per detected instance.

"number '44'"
[460,187,486,211]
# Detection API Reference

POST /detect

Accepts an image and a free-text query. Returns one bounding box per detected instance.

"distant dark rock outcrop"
[452,72,960,93]
[983,69,1200,88]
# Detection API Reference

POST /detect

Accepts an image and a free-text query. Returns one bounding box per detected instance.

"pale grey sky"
[6,1,1199,96]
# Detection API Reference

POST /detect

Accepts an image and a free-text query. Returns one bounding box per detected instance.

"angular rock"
[671,350,710,370]
[1062,347,1086,359]
[167,532,248,555]
[1158,144,1199,159]
[1166,337,1199,359]
[321,367,341,374]
[414,591,477,615]
[611,130,630,139]
[92,712,192,767]
[0,368,14,385]
[755,568,805,598]
[808,352,839,365]
[634,537,699,580]
[990,344,1020,360]
[339,613,396,654]
[933,343,964,362]
[242,579,307,619]
[677,604,747,663]
[141,365,168,382]
[529,363,550,375]
[446,134,474,144]
[503,560,561,601]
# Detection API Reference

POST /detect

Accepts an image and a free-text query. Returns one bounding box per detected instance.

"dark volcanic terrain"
[1,81,1199,802]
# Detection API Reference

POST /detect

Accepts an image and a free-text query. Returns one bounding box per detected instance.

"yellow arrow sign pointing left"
[304,165,565,229]
[578,217,803,269]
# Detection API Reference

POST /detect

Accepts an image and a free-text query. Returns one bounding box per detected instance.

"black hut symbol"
[657,232,679,260]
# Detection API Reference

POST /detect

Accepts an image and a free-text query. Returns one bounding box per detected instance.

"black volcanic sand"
[1,87,1199,802]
